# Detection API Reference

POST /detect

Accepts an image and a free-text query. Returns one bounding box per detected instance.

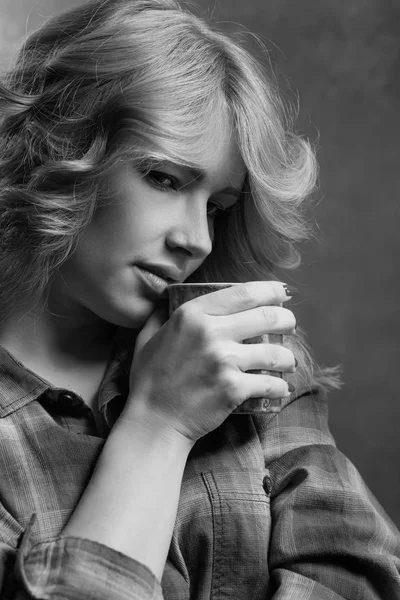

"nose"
[166,198,213,260]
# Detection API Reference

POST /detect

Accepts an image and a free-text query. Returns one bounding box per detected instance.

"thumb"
[134,304,169,354]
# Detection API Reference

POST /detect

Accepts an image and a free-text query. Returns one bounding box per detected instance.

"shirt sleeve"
[1,514,164,600]
[253,388,400,600]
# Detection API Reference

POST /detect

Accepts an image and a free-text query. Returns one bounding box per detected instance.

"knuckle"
[263,374,287,397]
[218,369,241,400]
[261,306,278,329]
[174,303,207,332]
[173,302,196,322]
[271,280,284,298]
[211,343,235,368]
[232,282,255,308]
[266,345,280,369]
[263,377,274,396]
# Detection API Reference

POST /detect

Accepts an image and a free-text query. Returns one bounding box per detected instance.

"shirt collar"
[0,334,134,421]
[0,345,51,417]
[97,329,134,425]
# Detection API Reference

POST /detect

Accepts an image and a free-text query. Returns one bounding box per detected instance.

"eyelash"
[144,170,229,219]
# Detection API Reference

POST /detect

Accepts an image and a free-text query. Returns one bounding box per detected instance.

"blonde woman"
[0,0,399,598]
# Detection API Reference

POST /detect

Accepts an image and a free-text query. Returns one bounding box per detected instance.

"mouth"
[135,265,174,296]
[138,265,175,283]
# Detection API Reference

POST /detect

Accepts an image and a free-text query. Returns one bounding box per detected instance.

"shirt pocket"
[202,468,271,600]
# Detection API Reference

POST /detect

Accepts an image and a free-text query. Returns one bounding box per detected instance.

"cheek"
[77,200,141,266]
[62,218,126,285]
[88,206,132,247]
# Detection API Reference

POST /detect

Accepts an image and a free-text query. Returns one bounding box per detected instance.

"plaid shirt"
[0,342,399,599]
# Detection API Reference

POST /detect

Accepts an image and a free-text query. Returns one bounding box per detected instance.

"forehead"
[120,99,247,188]
[182,111,246,188]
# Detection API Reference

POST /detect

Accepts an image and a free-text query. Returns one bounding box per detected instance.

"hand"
[122,281,297,443]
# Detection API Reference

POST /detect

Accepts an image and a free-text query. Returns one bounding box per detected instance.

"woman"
[0,0,399,598]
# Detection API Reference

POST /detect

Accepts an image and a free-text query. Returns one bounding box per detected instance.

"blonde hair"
[0,0,340,390]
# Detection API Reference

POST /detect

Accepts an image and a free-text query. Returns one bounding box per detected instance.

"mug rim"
[167,282,240,288]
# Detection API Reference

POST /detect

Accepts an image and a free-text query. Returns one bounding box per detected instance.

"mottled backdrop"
[1,0,399,526]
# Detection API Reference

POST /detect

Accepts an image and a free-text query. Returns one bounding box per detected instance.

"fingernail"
[288,383,295,393]
[282,285,299,298]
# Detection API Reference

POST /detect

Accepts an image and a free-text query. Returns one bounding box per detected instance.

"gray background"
[1,0,399,526]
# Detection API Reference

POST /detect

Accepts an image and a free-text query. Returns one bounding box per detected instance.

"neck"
[0,295,116,372]
[0,296,120,412]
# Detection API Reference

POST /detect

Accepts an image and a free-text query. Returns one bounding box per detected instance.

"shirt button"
[58,391,81,410]
[263,474,273,496]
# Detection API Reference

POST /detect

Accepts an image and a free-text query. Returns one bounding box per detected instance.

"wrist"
[110,399,195,458]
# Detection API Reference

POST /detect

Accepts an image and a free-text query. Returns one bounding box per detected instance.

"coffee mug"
[167,282,284,414]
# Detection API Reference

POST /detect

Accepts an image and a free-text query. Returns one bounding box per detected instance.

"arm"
[253,389,400,599]
[0,407,189,599]
[1,281,297,597]
[62,282,292,579]
[0,495,165,600]
[63,411,193,580]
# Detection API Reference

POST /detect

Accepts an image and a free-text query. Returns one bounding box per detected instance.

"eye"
[207,203,224,218]
[207,201,237,219]
[145,170,179,191]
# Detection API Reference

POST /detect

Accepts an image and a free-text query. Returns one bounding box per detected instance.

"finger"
[242,372,291,400]
[135,305,169,353]
[218,305,296,341]
[236,343,296,373]
[188,281,294,316]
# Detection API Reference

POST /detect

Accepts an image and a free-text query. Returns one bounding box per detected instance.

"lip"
[136,263,185,283]
[135,266,170,296]
[134,263,188,297]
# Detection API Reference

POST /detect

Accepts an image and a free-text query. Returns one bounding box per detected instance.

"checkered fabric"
[0,343,399,599]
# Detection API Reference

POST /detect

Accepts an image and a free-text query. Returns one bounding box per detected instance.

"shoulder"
[251,379,337,465]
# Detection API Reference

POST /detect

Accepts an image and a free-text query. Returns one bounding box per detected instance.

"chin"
[96,296,156,330]
[115,313,151,329]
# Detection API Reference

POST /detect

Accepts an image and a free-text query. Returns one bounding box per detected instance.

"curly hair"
[0,0,340,390]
